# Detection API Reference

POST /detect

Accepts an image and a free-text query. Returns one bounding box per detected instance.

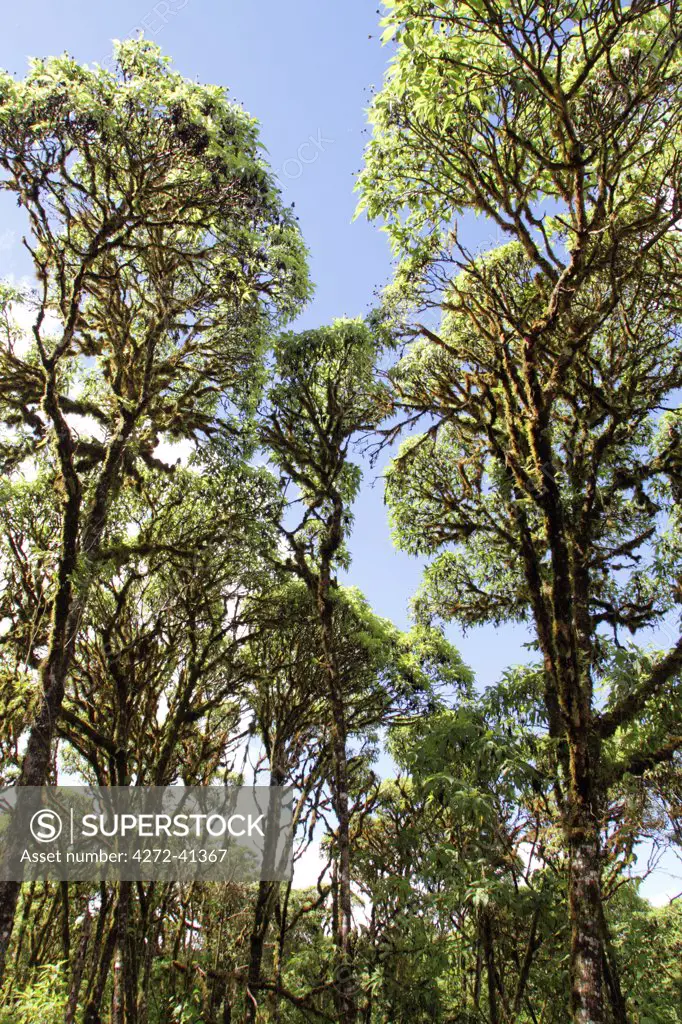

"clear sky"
[0,0,677,902]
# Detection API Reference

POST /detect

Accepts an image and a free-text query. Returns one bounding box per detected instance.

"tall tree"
[0,38,309,981]
[241,582,468,1023]
[260,319,389,1024]
[359,2,682,1020]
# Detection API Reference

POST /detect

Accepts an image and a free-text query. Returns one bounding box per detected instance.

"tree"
[355,687,566,1024]
[0,38,309,978]
[359,2,682,1020]
[0,453,289,1021]
[240,580,470,1024]
[260,319,388,1023]
[239,581,334,1024]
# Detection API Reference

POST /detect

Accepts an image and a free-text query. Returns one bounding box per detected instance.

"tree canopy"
[0,13,681,1024]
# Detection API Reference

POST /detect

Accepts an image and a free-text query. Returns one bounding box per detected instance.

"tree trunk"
[567,799,605,1023]
[512,906,541,1020]
[481,910,500,1024]
[283,449,358,1020]
[327,692,356,1024]
[0,652,75,983]
[319,599,356,1024]
[600,903,628,1024]
[118,881,138,1024]
[6,881,36,990]
[243,755,286,1023]
[60,881,71,962]
[84,905,120,1024]
[0,881,20,987]
[65,907,92,1024]
[244,880,275,1023]
[112,953,124,1024]
[136,882,160,1024]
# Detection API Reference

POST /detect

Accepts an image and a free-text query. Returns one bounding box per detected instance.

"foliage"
[0,963,67,1024]
[359,1,682,1020]
[0,13,681,1024]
